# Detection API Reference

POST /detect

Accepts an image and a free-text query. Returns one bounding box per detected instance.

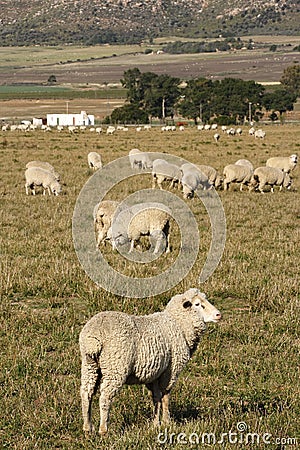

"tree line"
[104,65,300,125]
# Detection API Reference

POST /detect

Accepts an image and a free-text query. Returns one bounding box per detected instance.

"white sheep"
[181,170,202,199]
[106,126,116,135]
[249,127,255,136]
[254,129,266,139]
[94,200,125,247]
[25,160,60,181]
[250,166,292,193]
[152,159,182,190]
[129,148,153,170]
[112,204,172,254]
[266,154,298,174]
[88,152,102,170]
[213,133,220,143]
[223,164,253,191]
[181,163,211,191]
[25,167,62,196]
[79,288,221,435]
[235,159,254,171]
[197,164,223,189]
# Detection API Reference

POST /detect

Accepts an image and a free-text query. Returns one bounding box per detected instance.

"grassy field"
[0,124,299,449]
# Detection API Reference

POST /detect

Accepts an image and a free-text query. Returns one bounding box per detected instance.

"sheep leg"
[152,175,157,189]
[98,377,123,435]
[25,183,29,195]
[223,181,229,191]
[129,239,135,253]
[240,183,243,192]
[147,382,162,426]
[161,393,170,424]
[80,358,100,436]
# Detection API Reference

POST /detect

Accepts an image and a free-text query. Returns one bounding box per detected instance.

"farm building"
[47,111,94,127]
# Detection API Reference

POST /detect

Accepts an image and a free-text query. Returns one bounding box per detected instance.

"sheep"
[25,167,62,196]
[79,288,221,435]
[213,133,220,143]
[181,163,211,191]
[197,164,223,189]
[95,127,102,134]
[88,152,102,171]
[181,170,202,199]
[25,160,60,181]
[106,126,116,135]
[94,200,125,247]
[249,127,255,136]
[223,164,253,191]
[254,129,266,139]
[236,127,242,135]
[152,159,182,190]
[250,166,292,193]
[235,159,254,171]
[111,204,172,254]
[129,148,153,170]
[266,154,298,174]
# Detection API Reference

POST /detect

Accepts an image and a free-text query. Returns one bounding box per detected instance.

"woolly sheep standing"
[26,160,60,181]
[266,154,298,174]
[181,163,211,190]
[79,288,221,435]
[129,148,153,170]
[223,164,253,191]
[25,167,62,196]
[88,152,102,170]
[250,166,292,193]
[112,204,172,254]
[152,159,182,190]
[254,129,266,139]
[181,170,202,199]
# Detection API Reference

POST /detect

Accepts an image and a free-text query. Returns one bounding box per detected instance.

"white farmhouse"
[47,110,94,127]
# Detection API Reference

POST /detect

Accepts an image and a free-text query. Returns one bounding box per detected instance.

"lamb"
[26,160,60,181]
[25,167,62,196]
[112,204,172,254]
[235,159,254,171]
[88,152,102,170]
[79,288,221,435]
[223,164,253,191]
[129,148,153,170]
[266,154,298,174]
[250,166,292,193]
[152,159,182,190]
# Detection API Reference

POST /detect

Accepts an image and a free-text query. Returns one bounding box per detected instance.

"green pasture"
[0,124,299,449]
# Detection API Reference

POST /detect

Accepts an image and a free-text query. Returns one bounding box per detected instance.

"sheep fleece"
[79,305,206,388]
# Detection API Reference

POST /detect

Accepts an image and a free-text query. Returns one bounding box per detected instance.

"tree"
[107,104,149,124]
[178,78,213,124]
[262,89,297,119]
[280,64,300,96]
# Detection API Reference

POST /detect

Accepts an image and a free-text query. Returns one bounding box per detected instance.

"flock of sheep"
[21,127,298,436]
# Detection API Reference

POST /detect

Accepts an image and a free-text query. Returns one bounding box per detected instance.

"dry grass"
[0,124,299,449]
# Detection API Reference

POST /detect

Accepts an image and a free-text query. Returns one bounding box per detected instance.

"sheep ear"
[183,300,192,309]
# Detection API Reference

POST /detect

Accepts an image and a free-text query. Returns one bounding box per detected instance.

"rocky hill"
[0,0,299,46]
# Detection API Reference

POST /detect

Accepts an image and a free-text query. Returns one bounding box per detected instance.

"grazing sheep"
[197,164,223,189]
[213,133,220,143]
[111,204,172,254]
[236,127,242,135]
[79,288,221,435]
[129,148,153,170]
[181,170,202,199]
[152,159,182,190]
[249,127,255,136]
[106,126,116,135]
[226,127,236,136]
[88,152,102,171]
[235,159,254,171]
[197,124,204,131]
[223,164,253,191]
[94,200,126,247]
[26,160,60,181]
[250,166,292,193]
[254,129,266,139]
[181,163,211,191]
[266,154,298,174]
[25,167,62,196]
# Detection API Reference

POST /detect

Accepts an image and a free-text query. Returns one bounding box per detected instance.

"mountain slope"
[0,0,299,46]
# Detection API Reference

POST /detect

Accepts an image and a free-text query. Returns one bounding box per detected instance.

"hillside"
[0,0,299,46]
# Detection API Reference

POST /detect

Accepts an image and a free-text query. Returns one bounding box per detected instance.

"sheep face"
[290,154,298,164]
[182,289,221,323]
[50,181,62,196]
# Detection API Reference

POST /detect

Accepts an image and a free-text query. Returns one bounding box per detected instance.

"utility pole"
[249,102,252,124]
[162,97,165,122]
[199,103,203,122]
